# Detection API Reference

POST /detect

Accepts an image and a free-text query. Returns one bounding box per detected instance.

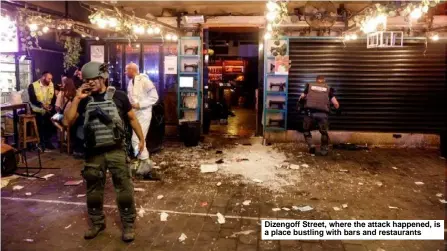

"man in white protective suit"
[125,63,161,181]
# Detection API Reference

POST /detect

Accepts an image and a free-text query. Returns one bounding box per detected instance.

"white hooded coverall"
[127,74,159,161]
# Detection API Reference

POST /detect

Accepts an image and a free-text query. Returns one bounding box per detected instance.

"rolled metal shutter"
[288,39,447,133]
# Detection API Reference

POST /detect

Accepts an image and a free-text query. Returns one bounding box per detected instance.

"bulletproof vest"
[304,82,330,112]
[83,87,124,149]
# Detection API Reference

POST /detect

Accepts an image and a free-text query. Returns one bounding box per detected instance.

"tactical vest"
[83,87,124,149]
[30,81,54,114]
[304,82,330,113]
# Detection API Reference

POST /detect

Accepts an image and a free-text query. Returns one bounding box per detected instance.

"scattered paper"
[179,233,187,242]
[200,164,218,173]
[42,174,55,180]
[216,182,222,187]
[235,203,240,206]
[25,192,32,196]
[391,166,398,170]
[252,179,263,183]
[440,157,445,160]
[358,182,364,185]
[24,239,34,242]
[215,159,224,164]
[272,208,281,212]
[64,224,72,229]
[439,199,447,204]
[342,204,348,208]
[282,207,290,211]
[13,185,24,191]
[339,169,349,173]
[134,188,146,192]
[294,205,313,212]
[414,181,424,186]
[64,180,83,186]
[153,166,160,169]
[216,150,223,154]
[230,230,256,238]
[376,248,386,251]
[201,202,208,207]
[388,206,399,209]
[375,181,383,187]
[157,195,164,200]
[436,193,443,197]
[333,207,341,211]
[301,164,309,168]
[160,212,169,221]
[311,154,315,157]
[216,212,225,224]
[242,200,251,206]
[236,158,249,162]
[290,164,300,170]
[160,161,167,166]
[77,194,86,198]
[138,207,146,218]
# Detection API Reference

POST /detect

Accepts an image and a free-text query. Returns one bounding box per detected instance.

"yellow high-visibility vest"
[30,81,54,113]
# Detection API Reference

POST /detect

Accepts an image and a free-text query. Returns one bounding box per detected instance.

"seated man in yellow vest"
[28,71,57,150]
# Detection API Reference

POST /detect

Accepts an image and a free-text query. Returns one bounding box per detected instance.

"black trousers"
[303,112,329,150]
[35,112,55,144]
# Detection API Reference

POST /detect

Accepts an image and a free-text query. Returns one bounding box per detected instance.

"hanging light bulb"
[351,34,358,40]
[410,7,422,19]
[266,1,278,12]
[42,26,49,33]
[172,34,178,41]
[108,17,118,28]
[81,34,86,38]
[267,23,273,32]
[97,18,107,28]
[154,27,161,34]
[264,32,272,40]
[422,5,429,13]
[430,34,439,41]
[165,34,173,40]
[147,27,154,34]
[29,23,38,31]
[266,11,277,22]
[95,36,99,41]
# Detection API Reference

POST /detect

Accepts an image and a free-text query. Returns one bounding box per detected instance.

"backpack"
[83,87,124,149]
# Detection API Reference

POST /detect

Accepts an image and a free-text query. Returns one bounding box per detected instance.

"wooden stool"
[18,114,40,149]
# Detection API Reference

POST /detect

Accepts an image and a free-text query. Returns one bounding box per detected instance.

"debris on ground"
[216,182,222,186]
[358,182,364,185]
[13,185,24,191]
[242,143,252,146]
[216,150,223,154]
[375,181,383,187]
[179,233,187,242]
[342,204,348,208]
[216,212,225,224]
[293,205,313,212]
[230,230,256,238]
[276,163,290,169]
[440,157,446,160]
[272,208,281,212]
[134,188,146,192]
[77,194,86,198]
[252,179,263,183]
[200,202,208,207]
[200,164,218,173]
[339,169,349,173]
[236,158,249,162]
[301,164,309,168]
[153,166,160,169]
[42,174,55,180]
[64,224,72,229]
[414,181,424,185]
[138,207,146,218]
[235,203,240,206]
[157,195,164,200]
[439,199,447,204]
[24,239,34,242]
[290,164,300,170]
[159,161,166,166]
[160,212,168,221]
[282,207,290,211]
[388,206,399,209]
[242,200,251,206]
[64,180,83,186]
[311,154,315,157]
[376,248,386,251]
[1,175,19,188]
[25,192,32,196]
[215,159,224,164]
[333,207,341,211]
[333,143,369,151]
[391,166,398,170]
[436,193,443,197]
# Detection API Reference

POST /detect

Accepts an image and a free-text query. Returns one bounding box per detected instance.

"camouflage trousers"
[81,148,136,226]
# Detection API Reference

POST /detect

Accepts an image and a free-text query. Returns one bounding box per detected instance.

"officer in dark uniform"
[63,62,145,242]
[299,75,339,156]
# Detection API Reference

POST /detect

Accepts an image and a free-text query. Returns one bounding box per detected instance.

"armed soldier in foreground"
[298,75,340,156]
[63,62,145,242]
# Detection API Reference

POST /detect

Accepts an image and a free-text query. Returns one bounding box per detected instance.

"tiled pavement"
[1,141,446,251]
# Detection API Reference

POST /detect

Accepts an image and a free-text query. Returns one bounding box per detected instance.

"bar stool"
[18,114,40,149]
[52,120,71,154]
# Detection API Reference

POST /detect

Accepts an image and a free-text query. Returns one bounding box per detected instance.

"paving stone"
[259,240,280,250]
[301,242,324,251]
[236,243,257,251]
[210,238,237,251]
[238,232,258,245]
[344,243,367,251]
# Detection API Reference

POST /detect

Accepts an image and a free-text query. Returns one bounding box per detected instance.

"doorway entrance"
[204,27,260,138]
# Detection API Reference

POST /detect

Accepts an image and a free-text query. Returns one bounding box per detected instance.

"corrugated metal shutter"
[288,39,447,133]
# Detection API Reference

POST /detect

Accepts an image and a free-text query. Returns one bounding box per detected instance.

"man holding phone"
[63,61,145,242]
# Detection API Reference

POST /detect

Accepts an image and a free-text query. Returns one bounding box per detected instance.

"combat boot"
[84,224,106,239]
[122,224,135,242]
